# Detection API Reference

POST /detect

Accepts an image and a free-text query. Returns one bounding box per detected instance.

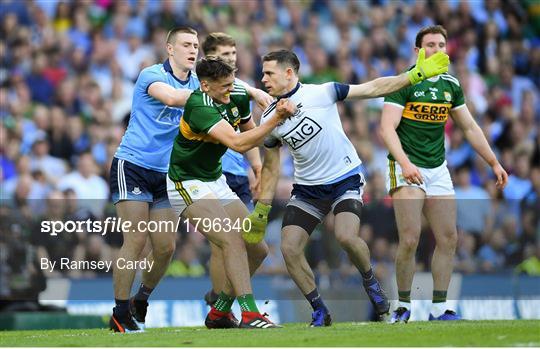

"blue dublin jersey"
[115,59,200,172]
[222,149,248,176]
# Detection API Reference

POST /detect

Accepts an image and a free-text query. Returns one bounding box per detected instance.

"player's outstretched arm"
[243,146,280,244]
[346,49,449,99]
[379,103,424,185]
[236,78,274,110]
[451,106,508,189]
[208,99,295,153]
[148,82,193,107]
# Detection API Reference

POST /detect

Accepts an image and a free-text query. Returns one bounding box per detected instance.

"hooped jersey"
[262,82,361,185]
[168,85,251,182]
[114,59,200,172]
[384,72,465,168]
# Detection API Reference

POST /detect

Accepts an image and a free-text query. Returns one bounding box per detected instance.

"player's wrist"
[407,67,424,85]
[254,201,271,216]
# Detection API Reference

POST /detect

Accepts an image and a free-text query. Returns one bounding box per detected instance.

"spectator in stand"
[57,152,109,218]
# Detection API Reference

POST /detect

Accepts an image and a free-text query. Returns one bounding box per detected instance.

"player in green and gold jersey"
[167,57,295,329]
[380,25,508,323]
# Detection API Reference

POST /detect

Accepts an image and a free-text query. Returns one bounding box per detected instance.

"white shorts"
[385,159,454,196]
[166,174,239,216]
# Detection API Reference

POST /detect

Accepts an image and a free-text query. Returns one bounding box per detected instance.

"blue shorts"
[288,174,365,221]
[110,157,171,209]
[224,172,254,211]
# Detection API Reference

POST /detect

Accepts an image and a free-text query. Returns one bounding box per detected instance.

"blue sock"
[134,283,153,301]
[305,288,329,313]
[114,299,129,317]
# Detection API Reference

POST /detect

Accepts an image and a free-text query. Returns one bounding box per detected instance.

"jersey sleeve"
[315,82,348,105]
[260,103,281,148]
[384,86,409,108]
[138,66,168,94]
[323,82,350,102]
[188,105,223,134]
[452,83,466,110]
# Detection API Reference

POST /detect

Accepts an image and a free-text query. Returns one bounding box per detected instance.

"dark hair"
[415,25,448,48]
[196,57,235,81]
[202,32,236,55]
[262,49,300,74]
[166,26,197,44]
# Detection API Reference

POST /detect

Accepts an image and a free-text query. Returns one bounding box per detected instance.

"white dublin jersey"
[262,82,361,185]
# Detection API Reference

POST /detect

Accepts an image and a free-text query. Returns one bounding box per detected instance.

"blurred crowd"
[1,0,539,296]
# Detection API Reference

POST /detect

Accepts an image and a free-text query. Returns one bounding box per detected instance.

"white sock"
[398,300,411,310]
[430,301,448,317]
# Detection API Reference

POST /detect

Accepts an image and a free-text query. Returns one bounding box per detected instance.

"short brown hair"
[262,50,300,74]
[415,25,448,48]
[202,32,236,55]
[196,57,235,81]
[166,26,197,44]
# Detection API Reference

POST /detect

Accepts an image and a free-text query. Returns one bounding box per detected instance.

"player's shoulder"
[231,81,249,105]
[186,89,215,108]
[139,63,167,78]
[232,79,248,95]
[439,73,461,88]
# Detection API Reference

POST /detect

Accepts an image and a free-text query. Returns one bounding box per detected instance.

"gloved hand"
[242,202,271,244]
[407,48,450,85]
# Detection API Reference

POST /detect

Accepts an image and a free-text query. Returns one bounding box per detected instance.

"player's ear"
[200,80,210,92]
[286,67,294,80]
[166,42,174,56]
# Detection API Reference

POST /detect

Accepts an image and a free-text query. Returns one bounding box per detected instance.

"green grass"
[1,321,539,347]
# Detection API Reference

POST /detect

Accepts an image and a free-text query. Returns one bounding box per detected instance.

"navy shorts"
[110,157,171,209]
[224,172,254,210]
[288,174,365,221]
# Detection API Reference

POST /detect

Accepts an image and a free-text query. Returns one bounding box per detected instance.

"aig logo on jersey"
[282,117,322,150]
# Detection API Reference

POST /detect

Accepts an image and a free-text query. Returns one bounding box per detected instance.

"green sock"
[237,294,259,313]
[433,290,447,303]
[398,290,411,303]
[213,292,235,312]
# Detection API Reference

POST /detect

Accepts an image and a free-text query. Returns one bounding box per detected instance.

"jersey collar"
[277,82,301,100]
[163,59,192,85]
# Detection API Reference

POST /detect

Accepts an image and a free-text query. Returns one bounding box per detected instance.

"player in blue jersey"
[200,33,272,325]
[109,26,200,333]
[109,27,275,333]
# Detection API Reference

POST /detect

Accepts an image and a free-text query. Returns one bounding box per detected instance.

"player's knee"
[335,231,357,249]
[220,232,244,250]
[154,240,176,260]
[399,235,420,253]
[123,233,148,253]
[281,240,302,262]
[437,230,458,251]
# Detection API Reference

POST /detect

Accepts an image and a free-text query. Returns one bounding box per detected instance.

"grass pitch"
[1,320,539,347]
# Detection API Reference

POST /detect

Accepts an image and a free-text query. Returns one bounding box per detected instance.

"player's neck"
[170,61,190,81]
[278,80,300,99]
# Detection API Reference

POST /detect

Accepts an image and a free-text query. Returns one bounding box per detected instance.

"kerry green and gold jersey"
[168,84,251,182]
[384,73,465,168]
